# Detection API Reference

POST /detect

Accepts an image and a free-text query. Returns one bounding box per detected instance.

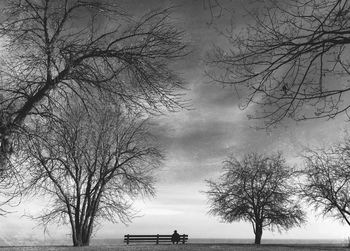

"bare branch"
[0,0,188,164]
[205,152,305,244]
[207,0,350,128]
[19,97,162,246]
[301,136,350,226]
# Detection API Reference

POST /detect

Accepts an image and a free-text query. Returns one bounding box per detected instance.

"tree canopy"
[207,0,350,127]
[301,137,350,227]
[0,0,188,165]
[205,152,305,244]
[19,99,162,246]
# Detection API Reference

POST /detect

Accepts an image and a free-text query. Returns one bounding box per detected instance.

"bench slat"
[125,237,188,239]
[124,234,188,238]
[124,234,188,245]
[125,238,188,241]
[125,239,186,242]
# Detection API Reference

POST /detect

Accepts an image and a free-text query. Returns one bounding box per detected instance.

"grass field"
[0,244,347,251]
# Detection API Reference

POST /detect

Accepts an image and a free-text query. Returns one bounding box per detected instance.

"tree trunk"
[72,227,83,246]
[72,224,91,246]
[72,235,82,246]
[82,226,92,246]
[254,224,263,245]
[71,196,99,246]
[72,232,90,246]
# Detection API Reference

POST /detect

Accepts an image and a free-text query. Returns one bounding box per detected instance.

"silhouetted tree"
[205,152,305,244]
[301,137,350,227]
[0,165,21,216]
[201,0,232,24]
[207,0,350,128]
[20,99,162,246]
[0,0,187,165]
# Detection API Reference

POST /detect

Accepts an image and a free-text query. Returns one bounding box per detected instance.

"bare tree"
[20,99,162,246]
[0,165,21,216]
[205,152,305,244]
[0,0,188,163]
[207,0,350,128]
[200,0,232,24]
[301,137,350,227]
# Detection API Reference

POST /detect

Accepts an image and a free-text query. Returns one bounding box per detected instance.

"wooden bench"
[124,234,188,244]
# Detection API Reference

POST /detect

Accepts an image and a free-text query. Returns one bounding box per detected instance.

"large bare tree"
[301,137,350,228]
[0,0,187,164]
[207,0,350,127]
[205,152,305,244]
[20,99,162,246]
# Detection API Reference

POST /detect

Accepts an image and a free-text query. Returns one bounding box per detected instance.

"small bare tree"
[301,137,350,227]
[20,100,162,246]
[205,152,305,244]
[207,0,350,128]
[0,0,188,163]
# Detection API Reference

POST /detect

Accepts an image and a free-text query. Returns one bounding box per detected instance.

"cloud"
[3,0,350,241]
[142,208,184,216]
[151,84,247,183]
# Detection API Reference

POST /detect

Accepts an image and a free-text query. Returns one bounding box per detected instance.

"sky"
[1,0,350,244]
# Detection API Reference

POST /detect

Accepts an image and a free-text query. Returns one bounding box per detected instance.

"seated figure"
[171,230,180,244]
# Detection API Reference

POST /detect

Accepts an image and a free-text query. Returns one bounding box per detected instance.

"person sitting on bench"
[171,230,180,244]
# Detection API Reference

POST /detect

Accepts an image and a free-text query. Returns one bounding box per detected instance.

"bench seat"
[124,234,188,244]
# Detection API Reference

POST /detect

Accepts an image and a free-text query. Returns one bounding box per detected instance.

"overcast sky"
[1,0,350,244]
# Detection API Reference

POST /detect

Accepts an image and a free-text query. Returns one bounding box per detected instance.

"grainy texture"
[0,244,347,251]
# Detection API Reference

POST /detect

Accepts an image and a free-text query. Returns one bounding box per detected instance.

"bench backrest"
[124,234,188,244]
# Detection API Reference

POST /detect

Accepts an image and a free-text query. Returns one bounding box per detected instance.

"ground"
[0,244,347,251]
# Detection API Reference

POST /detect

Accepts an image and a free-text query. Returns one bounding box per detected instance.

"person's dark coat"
[171,231,180,244]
